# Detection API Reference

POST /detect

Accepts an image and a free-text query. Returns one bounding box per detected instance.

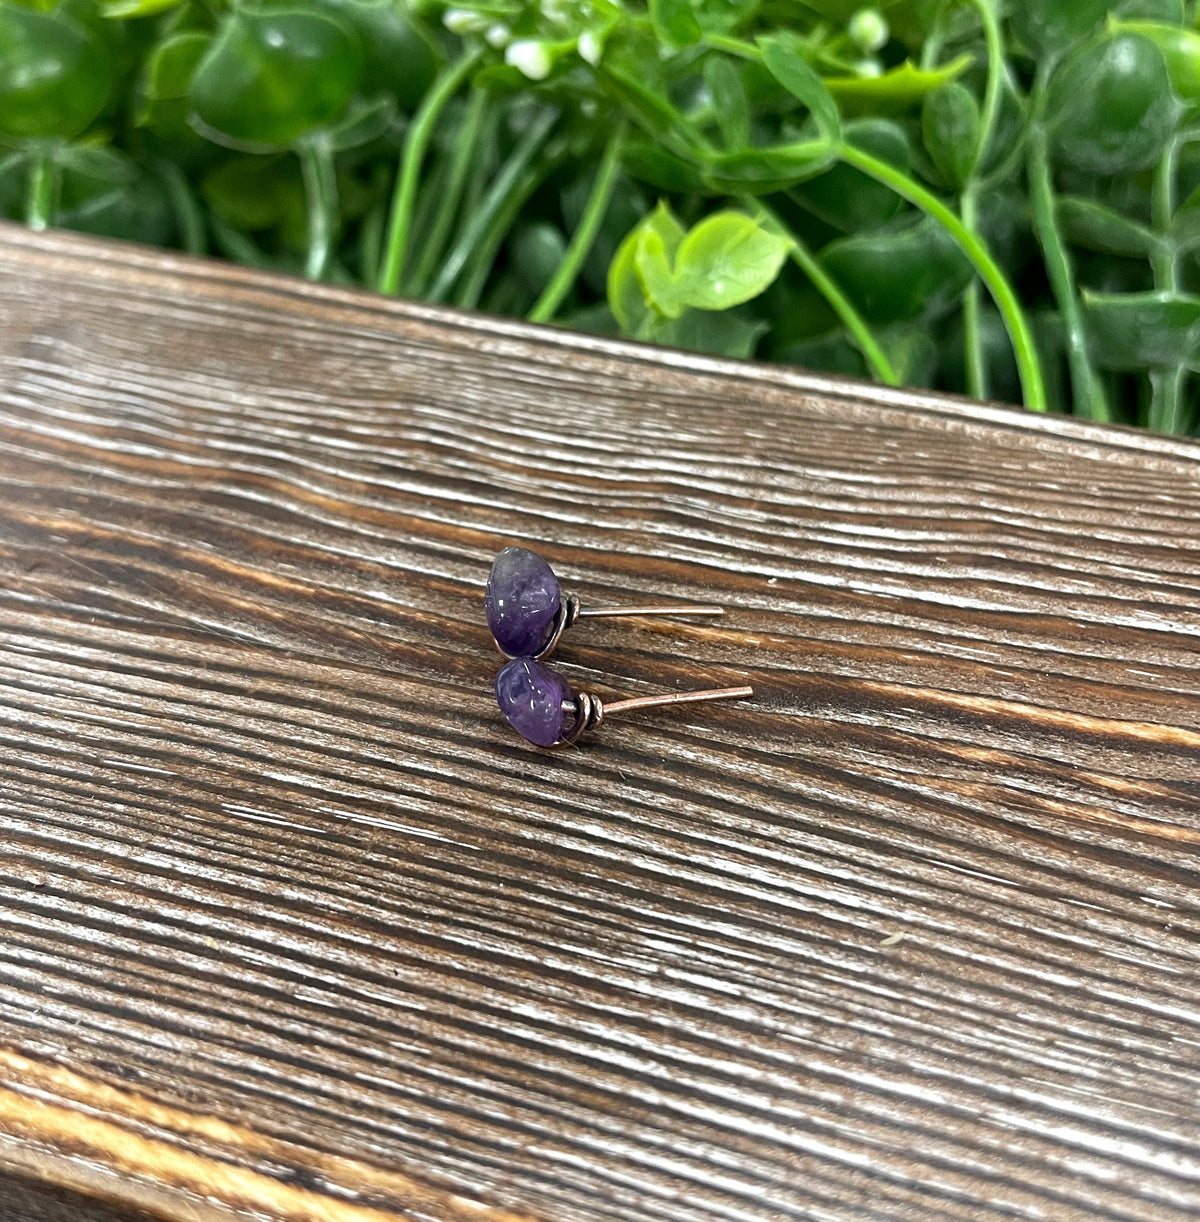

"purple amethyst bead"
[495,657,574,747]
[485,546,562,657]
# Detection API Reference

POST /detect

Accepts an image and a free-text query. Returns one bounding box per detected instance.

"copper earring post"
[558,684,753,745]
[577,604,725,620]
[533,593,725,660]
[603,685,753,715]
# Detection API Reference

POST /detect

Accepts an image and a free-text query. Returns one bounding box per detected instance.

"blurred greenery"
[3,0,1200,432]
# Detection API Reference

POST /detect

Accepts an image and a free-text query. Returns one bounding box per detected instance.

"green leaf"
[0,4,111,140]
[1171,183,1200,251]
[601,64,702,159]
[881,325,938,388]
[55,145,172,247]
[1109,19,1200,103]
[621,141,709,192]
[1114,0,1183,19]
[310,0,440,107]
[190,9,362,149]
[324,93,396,151]
[794,117,910,232]
[671,211,791,311]
[641,200,686,259]
[921,82,978,189]
[689,0,759,34]
[142,31,209,102]
[512,221,568,294]
[704,54,749,150]
[634,226,685,317]
[660,309,767,358]
[649,0,701,47]
[1057,196,1160,258]
[607,232,650,334]
[757,31,841,143]
[1047,34,1177,176]
[101,0,183,18]
[1083,290,1200,369]
[819,214,973,324]
[823,55,972,115]
[632,201,687,317]
[607,201,685,333]
[202,154,306,232]
[1010,0,1110,56]
[609,206,787,329]
[135,31,209,132]
[702,141,835,194]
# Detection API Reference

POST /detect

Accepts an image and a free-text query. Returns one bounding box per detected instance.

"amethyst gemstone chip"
[485,546,562,657]
[495,657,574,747]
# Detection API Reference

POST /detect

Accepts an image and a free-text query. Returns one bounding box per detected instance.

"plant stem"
[1149,140,1187,434]
[751,199,899,386]
[157,160,206,256]
[429,106,558,303]
[837,140,1047,411]
[960,187,986,399]
[529,123,625,324]
[919,0,949,69]
[407,85,488,296]
[1026,125,1109,421]
[455,134,576,310]
[956,0,1004,401]
[298,136,338,281]
[25,149,57,231]
[964,0,1004,177]
[1149,368,1185,433]
[454,162,547,309]
[360,200,386,286]
[1151,139,1179,291]
[702,32,759,59]
[208,213,273,269]
[378,49,482,295]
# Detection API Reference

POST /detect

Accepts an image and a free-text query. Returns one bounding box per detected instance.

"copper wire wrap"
[559,691,604,746]
[533,592,581,660]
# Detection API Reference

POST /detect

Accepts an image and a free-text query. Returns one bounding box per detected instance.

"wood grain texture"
[1,1172,164,1222]
[0,222,1198,1222]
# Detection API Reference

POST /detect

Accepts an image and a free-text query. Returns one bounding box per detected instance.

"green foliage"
[1046,34,1177,175]
[922,83,979,188]
[0,5,111,139]
[758,32,842,142]
[6,0,1200,432]
[190,10,362,148]
[1009,0,1110,56]
[608,201,789,338]
[1083,290,1200,369]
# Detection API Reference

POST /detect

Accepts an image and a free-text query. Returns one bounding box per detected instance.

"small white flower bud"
[577,29,602,66]
[443,7,489,34]
[506,39,553,81]
[848,8,888,54]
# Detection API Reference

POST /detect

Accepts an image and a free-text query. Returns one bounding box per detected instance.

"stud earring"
[485,546,724,660]
[495,656,753,748]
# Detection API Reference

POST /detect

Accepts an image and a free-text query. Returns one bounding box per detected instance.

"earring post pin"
[577,604,725,619]
[597,685,754,717]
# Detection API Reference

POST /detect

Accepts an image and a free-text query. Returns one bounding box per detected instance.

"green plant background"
[3,0,1200,433]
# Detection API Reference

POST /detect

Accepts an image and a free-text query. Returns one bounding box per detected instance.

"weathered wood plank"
[0,223,1198,1222]
[1,1172,164,1222]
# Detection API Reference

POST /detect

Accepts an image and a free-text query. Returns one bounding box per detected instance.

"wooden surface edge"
[3,220,1197,458]
[0,1049,536,1222]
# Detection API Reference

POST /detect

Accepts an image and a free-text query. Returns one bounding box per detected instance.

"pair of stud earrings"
[485,546,753,748]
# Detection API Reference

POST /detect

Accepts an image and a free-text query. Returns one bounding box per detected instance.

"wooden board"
[0,223,1198,1222]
